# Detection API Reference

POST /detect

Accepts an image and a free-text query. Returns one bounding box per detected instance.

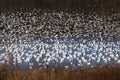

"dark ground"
[0,0,120,13]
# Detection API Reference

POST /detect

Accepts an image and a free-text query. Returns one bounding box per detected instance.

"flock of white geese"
[0,9,120,69]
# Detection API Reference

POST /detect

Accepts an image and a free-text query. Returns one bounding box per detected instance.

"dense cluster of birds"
[0,10,120,44]
[0,10,120,69]
[0,40,120,69]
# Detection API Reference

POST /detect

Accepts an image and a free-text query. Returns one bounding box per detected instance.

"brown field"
[0,64,120,80]
[0,0,120,13]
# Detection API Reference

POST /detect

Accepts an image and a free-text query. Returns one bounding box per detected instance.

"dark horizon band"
[0,0,120,12]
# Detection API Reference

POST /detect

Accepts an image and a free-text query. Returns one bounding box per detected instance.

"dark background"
[0,0,120,12]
